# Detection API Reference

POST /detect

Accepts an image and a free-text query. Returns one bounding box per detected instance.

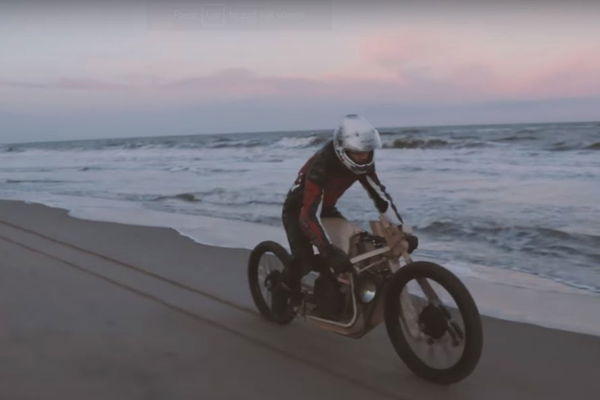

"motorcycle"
[247,216,483,384]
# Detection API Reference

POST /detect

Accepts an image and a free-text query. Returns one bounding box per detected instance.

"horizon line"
[3,118,598,146]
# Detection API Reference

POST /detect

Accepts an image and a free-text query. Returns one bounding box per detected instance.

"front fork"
[398,253,464,345]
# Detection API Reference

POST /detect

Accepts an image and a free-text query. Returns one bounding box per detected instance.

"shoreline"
[2,197,599,336]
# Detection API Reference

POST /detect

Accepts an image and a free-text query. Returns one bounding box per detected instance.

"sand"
[0,200,598,399]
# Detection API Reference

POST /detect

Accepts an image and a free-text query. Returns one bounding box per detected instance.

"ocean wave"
[383,138,449,149]
[515,128,542,134]
[0,146,24,153]
[494,135,538,142]
[153,187,227,203]
[401,128,423,135]
[380,129,422,136]
[274,135,327,148]
[421,219,599,239]
[207,168,249,173]
[548,142,577,151]
[453,135,479,140]
[585,142,600,150]
[547,141,600,151]
[155,193,201,202]
[5,179,68,184]
[4,122,597,155]
[79,166,105,171]
[152,187,232,203]
[205,138,265,149]
[215,199,283,207]
[152,190,283,208]
[419,220,600,260]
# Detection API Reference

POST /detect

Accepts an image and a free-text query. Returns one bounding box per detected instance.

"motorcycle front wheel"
[384,261,483,384]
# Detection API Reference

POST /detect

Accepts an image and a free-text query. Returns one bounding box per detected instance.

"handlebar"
[347,214,413,267]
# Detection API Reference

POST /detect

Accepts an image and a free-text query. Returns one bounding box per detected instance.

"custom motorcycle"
[248,216,483,384]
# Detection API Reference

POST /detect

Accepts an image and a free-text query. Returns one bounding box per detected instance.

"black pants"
[281,197,315,291]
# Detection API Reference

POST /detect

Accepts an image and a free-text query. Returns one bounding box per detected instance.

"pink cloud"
[4,51,600,114]
[357,30,600,101]
[507,49,600,98]
[160,67,501,105]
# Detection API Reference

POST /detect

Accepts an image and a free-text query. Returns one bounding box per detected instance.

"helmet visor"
[344,150,373,166]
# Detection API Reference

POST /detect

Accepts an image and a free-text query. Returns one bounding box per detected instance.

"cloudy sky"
[1,0,599,143]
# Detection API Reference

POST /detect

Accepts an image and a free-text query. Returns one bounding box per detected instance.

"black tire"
[248,241,295,324]
[384,261,483,384]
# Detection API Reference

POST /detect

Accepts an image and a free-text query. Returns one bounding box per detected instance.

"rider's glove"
[323,244,353,274]
[398,225,418,254]
[405,233,418,254]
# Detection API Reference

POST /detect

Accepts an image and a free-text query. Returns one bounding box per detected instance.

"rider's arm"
[320,205,346,219]
[299,178,332,253]
[299,178,352,272]
[359,170,404,225]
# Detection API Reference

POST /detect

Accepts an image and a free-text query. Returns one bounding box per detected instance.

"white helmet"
[333,114,382,175]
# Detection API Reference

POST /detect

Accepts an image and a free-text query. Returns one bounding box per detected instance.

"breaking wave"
[419,220,600,260]
[494,135,538,142]
[383,138,450,149]
[155,193,201,202]
[585,142,600,150]
[274,135,327,148]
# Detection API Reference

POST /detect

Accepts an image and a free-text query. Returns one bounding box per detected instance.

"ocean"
[1,121,599,297]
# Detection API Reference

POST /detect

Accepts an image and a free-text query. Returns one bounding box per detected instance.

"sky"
[1,0,600,143]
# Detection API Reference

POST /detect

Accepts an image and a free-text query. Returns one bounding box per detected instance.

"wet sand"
[0,200,598,399]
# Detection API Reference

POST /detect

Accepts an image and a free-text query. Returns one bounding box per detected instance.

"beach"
[1,199,598,399]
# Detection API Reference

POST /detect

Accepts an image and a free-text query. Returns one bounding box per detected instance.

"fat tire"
[248,241,295,324]
[384,261,483,384]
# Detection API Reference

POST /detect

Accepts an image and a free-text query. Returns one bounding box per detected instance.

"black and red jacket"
[284,140,403,253]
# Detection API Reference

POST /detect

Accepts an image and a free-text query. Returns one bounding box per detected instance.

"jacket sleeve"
[359,170,404,225]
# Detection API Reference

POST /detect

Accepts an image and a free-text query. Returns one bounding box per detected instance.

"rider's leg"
[281,206,314,296]
[268,206,312,316]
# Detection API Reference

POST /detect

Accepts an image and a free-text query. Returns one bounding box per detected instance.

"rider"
[278,114,418,307]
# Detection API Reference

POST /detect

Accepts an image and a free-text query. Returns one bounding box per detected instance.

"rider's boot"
[271,265,302,319]
[271,276,289,318]
[286,284,303,309]
[282,265,304,307]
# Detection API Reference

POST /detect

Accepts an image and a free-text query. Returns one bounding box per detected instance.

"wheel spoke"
[262,258,272,274]
[257,252,287,312]
[258,266,268,283]
[249,243,297,325]
[446,320,464,346]
[399,290,422,339]
[398,277,468,369]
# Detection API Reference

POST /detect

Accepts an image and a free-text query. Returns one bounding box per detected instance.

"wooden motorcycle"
[248,216,483,384]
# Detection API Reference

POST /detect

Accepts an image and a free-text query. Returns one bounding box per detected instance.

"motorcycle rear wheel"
[248,241,296,324]
[384,261,483,384]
